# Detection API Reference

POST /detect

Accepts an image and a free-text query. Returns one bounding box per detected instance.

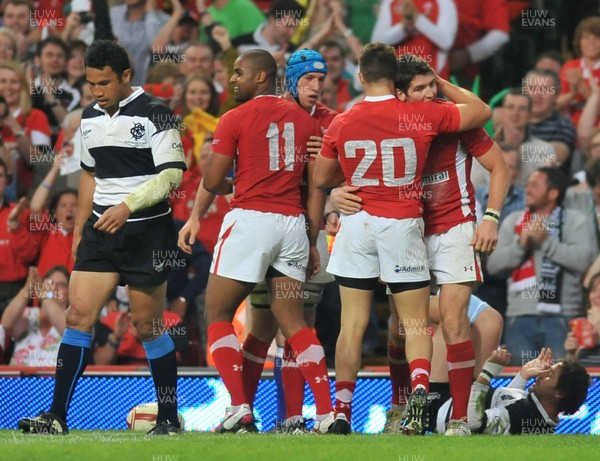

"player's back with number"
[323,97,460,219]
[213,96,316,216]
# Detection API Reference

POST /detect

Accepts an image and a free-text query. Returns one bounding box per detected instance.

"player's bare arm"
[305,161,326,279]
[178,179,217,255]
[434,73,492,131]
[72,169,95,259]
[313,155,346,189]
[203,151,234,195]
[471,142,510,253]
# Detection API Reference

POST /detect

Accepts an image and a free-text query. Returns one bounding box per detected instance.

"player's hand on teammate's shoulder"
[93,202,132,234]
[330,185,362,215]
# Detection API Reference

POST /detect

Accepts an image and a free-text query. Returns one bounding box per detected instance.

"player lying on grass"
[384,294,503,434]
[467,347,590,435]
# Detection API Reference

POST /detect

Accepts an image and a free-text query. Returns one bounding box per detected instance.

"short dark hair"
[319,39,345,58]
[268,0,304,19]
[535,50,565,68]
[68,39,88,56]
[359,42,397,84]
[395,53,434,94]
[537,166,567,205]
[36,36,69,59]
[44,265,70,282]
[525,68,561,94]
[503,88,532,111]
[239,49,277,85]
[48,188,78,223]
[556,361,590,415]
[585,157,600,188]
[84,40,131,79]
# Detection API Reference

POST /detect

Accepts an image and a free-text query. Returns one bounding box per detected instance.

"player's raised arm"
[435,73,492,131]
[305,161,327,278]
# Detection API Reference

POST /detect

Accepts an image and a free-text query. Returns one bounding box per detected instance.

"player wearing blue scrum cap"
[242,49,339,435]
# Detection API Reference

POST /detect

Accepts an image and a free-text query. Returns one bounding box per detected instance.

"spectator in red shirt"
[0,158,40,314]
[0,60,52,200]
[371,0,457,78]
[559,16,600,127]
[449,0,510,88]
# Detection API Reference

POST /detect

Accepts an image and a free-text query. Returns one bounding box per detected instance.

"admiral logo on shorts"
[394,264,426,273]
[287,260,306,272]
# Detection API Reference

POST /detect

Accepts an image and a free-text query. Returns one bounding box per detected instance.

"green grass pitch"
[0,431,597,461]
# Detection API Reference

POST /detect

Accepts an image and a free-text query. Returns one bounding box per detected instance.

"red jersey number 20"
[345,138,417,187]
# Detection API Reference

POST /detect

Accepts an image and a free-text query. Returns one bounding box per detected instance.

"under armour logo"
[464,265,473,272]
[233,364,243,372]
[315,375,328,383]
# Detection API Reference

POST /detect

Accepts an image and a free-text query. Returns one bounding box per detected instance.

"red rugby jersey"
[212,95,318,216]
[320,96,460,219]
[423,127,493,236]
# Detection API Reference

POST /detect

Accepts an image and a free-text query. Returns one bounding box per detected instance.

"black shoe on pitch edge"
[147,420,182,436]
[327,414,351,435]
[18,412,69,435]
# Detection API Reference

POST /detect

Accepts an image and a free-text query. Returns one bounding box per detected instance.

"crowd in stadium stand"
[0,1,600,387]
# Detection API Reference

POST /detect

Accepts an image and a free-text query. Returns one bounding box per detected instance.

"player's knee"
[131,317,155,341]
[478,307,504,335]
[65,305,95,331]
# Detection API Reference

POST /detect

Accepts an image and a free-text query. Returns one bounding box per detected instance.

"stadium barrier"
[1,366,598,434]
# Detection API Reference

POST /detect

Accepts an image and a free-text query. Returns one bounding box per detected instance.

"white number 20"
[267,122,295,171]
[344,138,417,187]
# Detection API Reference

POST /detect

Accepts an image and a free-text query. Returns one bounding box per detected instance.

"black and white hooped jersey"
[80,87,186,220]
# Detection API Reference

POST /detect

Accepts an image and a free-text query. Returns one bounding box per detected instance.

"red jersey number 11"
[268,122,296,172]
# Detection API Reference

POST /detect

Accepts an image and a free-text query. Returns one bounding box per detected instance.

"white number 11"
[267,122,295,171]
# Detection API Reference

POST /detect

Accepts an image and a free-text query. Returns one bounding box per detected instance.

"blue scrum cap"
[285,49,327,97]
